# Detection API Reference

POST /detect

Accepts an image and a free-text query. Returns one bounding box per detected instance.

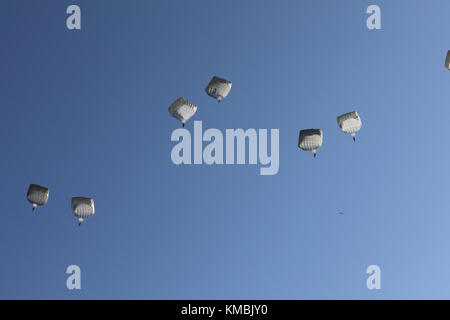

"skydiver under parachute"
[298,129,323,158]
[337,111,362,142]
[168,97,198,127]
[205,76,232,103]
[26,184,49,212]
[71,197,95,227]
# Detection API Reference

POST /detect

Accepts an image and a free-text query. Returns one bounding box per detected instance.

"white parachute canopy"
[71,197,95,226]
[168,97,198,127]
[337,111,362,142]
[445,51,450,70]
[205,76,232,103]
[26,184,49,211]
[298,129,323,158]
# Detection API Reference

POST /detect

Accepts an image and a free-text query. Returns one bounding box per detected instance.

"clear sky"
[1,0,450,299]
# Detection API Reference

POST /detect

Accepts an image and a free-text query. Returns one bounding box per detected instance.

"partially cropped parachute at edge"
[298,129,323,158]
[205,76,232,103]
[337,111,362,142]
[71,197,95,226]
[27,184,49,211]
[445,51,450,69]
[168,97,198,127]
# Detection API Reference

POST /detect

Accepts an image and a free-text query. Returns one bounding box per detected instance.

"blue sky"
[1,0,450,299]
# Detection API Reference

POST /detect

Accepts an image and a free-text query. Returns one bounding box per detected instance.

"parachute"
[337,111,362,142]
[446,51,450,69]
[298,129,323,158]
[71,197,95,226]
[168,97,198,127]
[205,76,232,103]
[26,184,49,211]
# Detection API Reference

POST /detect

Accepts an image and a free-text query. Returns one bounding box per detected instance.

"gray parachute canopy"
[298,129,323,157]
[205,76,232,102]
[27,184,49,211]
[168,97,198,126]
[71,197,95,226]
[445,51,450,69]
[337,111,362,141]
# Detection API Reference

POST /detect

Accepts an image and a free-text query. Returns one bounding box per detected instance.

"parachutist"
[314,153,317,159]
[298,129,323,158]
[337,112,362,142]
[169,97,197,128]
[72,197,94,227]
[205,76,232,102]
[26,184,49,212]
